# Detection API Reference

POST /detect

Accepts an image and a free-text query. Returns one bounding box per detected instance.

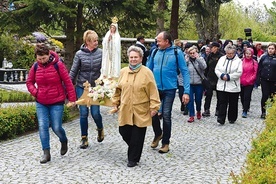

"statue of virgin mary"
[101,17,121,79]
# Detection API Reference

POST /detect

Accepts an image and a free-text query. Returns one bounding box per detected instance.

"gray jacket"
[69,44,102,88]
[186,56,207,85]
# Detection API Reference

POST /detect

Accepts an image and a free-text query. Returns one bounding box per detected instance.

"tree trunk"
[156,0,167,35]
[75,3,84,50]
[64,19,75,71]
[170,0,179,40]
[195,1,221,41]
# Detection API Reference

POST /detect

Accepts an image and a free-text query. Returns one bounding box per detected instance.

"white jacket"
[215,55,242,93]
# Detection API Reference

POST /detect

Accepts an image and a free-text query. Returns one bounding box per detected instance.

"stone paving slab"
[0,84,265,183]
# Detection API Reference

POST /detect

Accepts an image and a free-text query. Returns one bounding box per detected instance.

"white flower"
[88,78,116,102]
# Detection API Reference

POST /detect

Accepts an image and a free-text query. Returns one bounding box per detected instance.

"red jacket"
[26,51,76,105]
[240,49,258,86]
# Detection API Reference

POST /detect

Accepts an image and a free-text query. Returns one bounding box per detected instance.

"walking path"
[0,84,265,184]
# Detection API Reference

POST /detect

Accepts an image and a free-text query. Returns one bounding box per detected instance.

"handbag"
[190,60,211,90]
[201,77,212,90]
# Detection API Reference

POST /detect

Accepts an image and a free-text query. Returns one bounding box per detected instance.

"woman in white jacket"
[215,45,242,125]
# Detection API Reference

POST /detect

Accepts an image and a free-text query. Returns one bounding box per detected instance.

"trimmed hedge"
[0,105,70,140]
[233,98,276,183]
[0,89,35,103]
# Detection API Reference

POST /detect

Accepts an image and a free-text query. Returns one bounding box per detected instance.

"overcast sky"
[234,0,275,8]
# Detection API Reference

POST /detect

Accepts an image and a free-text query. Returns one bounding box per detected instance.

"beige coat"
[112,65,160,127]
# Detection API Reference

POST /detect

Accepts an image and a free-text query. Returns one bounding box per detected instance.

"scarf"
[129,63,142,71]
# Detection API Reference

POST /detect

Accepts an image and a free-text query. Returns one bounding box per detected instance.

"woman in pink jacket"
[240,48,258,118]
[26,44,76,164]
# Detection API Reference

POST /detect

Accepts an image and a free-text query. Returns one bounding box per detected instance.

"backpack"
[151,47,180,74]
[34,61,68,97]
[34,61,60,74]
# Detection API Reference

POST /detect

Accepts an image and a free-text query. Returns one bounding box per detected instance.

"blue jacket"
[147,46,190,94]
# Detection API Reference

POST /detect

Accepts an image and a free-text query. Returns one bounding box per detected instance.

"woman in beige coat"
[112,45,160,167]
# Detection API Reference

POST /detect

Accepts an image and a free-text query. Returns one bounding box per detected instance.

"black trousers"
[240,85,254,112]
[217,91,239,122]
[119,125,147,163]
[260,80,276,113]
[203,86,219,111]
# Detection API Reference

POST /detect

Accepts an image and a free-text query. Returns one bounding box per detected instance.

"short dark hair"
[160,31,172,44]
[35,43,50,56]
[137,35,145,41]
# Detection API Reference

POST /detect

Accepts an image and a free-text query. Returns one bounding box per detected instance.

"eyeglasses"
[189,52,196,54]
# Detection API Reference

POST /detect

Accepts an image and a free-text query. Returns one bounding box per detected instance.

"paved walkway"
[0,84,265,184]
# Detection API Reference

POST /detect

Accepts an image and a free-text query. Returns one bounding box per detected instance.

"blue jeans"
[36,102,67,150]
[76,86,103,136]
[187,84,204,117]
[152,89,176,145]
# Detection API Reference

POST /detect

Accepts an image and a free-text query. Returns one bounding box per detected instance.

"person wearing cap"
[202,41,224,117]
[135,35,149,65]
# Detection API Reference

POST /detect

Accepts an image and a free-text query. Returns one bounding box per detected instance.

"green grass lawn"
[121,63,128,68]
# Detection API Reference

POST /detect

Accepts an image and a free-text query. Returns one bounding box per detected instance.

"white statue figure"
[101,17,121,79]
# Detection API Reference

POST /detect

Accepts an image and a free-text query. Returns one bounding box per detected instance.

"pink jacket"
[26,51,76,105]
[240,48,258,86]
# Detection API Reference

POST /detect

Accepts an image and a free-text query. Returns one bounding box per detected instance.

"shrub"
[233,96,276,183]
[0,33,35,69]
[0,105,71,140]
[0,89,35,103]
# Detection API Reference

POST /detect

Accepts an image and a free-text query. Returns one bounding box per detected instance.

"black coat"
[135,43,149,65]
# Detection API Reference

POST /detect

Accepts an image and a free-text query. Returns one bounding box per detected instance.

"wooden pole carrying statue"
[67,80,113,108]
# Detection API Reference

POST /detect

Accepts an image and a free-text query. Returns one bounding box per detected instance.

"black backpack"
[150,47,180,74]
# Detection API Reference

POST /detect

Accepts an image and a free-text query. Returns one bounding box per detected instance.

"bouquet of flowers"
[87,78,116,106]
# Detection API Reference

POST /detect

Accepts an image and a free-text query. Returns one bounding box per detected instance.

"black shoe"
[180,104,185,111]
[202,110,210,117]
[229,121,235,124]
[127,161,137,167]
[60,140,68,155]
[260,113,266,119]
[217,118,225,125]
[183,107,188,115]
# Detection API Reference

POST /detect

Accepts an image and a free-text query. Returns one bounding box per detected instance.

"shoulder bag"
[190,60,211,90]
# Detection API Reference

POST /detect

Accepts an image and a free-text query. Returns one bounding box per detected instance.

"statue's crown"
[112,16,118,24]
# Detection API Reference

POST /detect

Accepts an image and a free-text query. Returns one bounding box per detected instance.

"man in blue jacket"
[147,31,190,153]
